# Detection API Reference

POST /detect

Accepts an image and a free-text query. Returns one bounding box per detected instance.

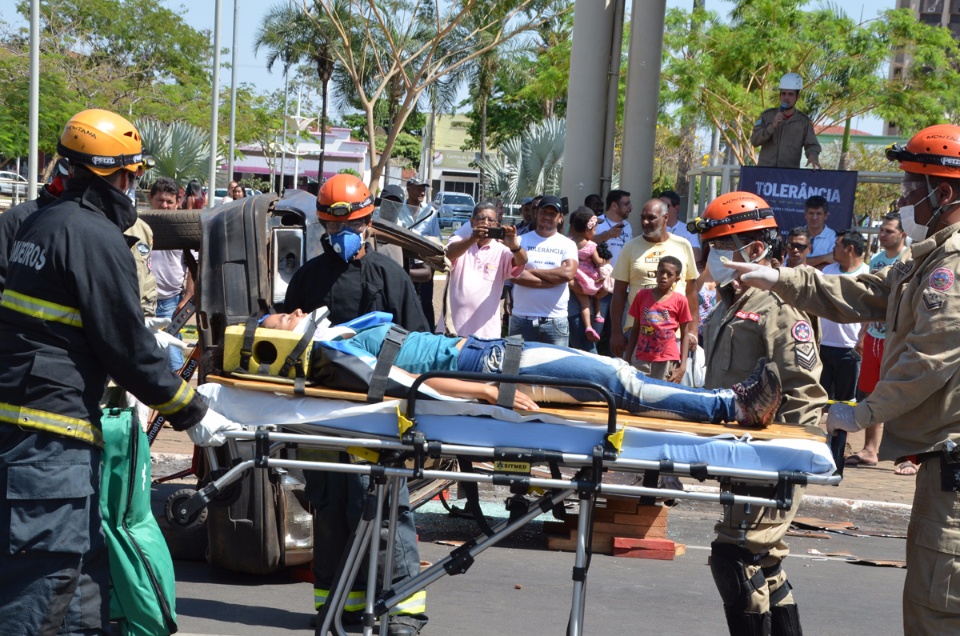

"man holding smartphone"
[442,202,526,337]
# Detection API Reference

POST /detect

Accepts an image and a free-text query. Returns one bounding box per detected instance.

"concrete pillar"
[620,0,666,232]
[560,0,617,204]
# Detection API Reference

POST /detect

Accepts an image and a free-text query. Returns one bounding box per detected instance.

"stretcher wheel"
[164,487,208,530]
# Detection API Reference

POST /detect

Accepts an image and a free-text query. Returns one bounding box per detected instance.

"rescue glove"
[154,330,189,352]
[186,408,244,447]
[825,402,860,434]
[722,260,780,290]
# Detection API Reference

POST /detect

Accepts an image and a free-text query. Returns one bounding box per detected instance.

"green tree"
[0,0,212,160]
[305,0,566,187]
[661,2,960,166]
[476,116,565,202]
[137,119,220,187]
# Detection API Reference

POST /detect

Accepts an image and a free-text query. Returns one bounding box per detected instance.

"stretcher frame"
[174,371,843,636]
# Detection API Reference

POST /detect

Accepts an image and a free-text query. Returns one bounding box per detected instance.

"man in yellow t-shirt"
[610,198,698,358]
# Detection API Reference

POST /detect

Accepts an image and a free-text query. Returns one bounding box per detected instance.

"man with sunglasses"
[728,123,960,633]
[690,191,827,636]
[282,174,430,635]
[782,227,814,268]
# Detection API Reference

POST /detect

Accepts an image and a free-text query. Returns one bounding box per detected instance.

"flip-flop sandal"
[844,454,878,467]
[895,462,918,476]
[585,327,601,342]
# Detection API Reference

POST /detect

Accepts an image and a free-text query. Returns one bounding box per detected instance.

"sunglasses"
[787,242,810,251]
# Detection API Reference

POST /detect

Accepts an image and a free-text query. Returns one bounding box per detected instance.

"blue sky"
[0,0,893,132]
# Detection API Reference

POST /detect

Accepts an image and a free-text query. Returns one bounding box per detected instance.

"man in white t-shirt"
[148,177,194,371]
[659,189,701,263]
[509,195,578,346]
[594,189,633,268]
[818,230,869,401]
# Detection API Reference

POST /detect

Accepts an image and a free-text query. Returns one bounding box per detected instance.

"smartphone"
[486,227,505,240]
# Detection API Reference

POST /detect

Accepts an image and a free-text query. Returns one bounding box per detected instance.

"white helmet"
[779,73,803,91]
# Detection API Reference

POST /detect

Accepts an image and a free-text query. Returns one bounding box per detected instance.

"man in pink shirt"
[440,202,527,337]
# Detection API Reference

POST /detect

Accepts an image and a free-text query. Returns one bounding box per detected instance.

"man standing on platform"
[750,73,821,170]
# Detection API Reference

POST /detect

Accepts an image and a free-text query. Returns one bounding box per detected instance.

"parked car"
[434,192,476,228]
[0,171,28,197]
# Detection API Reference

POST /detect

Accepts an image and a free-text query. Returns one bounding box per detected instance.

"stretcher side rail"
[170,429,839,525]
[406,370,621,455]
[220,427,843,486]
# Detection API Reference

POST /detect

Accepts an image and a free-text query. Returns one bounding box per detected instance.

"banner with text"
[739,166,858,237]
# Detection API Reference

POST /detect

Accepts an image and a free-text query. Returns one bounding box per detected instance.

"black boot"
[771,603,802,636]
[723,607,771,636]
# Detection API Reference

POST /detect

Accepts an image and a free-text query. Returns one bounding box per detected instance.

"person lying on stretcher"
[260,308,782,428]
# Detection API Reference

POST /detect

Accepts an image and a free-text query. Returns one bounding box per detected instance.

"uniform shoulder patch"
[929,267,954,293]
[923,289,945,312]
[136,242,150,257]
[795,341,817,371]
[791,320,813,342]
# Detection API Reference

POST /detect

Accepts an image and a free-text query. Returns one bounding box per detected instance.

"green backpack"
[99,407,178,636]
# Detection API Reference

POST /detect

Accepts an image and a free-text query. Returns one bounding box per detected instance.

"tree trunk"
[838,115,852,171]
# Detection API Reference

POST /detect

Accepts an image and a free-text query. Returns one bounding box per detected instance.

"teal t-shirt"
[347,324,462,374]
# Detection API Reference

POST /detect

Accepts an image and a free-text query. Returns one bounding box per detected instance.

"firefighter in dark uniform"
[283,174,430,635]
[0,158,69,294]
[692,191,827,636]
[0,109,239,636]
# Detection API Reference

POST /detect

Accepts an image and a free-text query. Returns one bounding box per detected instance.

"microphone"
[780,102,788,112]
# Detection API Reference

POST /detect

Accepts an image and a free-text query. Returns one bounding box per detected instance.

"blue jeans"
[156,295,184,371]
[819,344,860,402]
[567,304,597,354]
[508,315,570,347]
[458,338,738,423]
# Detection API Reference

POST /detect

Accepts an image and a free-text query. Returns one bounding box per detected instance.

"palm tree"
[477,117,565,202]
[136,119,217,186]
[254,2,340,180]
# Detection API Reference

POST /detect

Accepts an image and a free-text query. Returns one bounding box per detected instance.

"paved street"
[151,423,914,635]
[161,501,906,636]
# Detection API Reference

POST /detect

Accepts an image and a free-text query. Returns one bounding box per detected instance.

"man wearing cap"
[404,177,442,327]
[508,194,578,346]
[750,73,821,170]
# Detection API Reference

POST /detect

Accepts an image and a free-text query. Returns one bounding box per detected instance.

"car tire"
[140,209,203,251]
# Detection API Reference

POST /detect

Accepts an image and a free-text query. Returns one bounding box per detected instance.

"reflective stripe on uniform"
[315,588,366,612]
[314,588,425,615]
[148,381,195,416]
[0,402,102,447]
[390,590,426,616]
[0,290,83,328]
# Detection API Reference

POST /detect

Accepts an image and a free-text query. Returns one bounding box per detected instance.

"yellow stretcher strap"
[606,427,624,454]
[397,405,414,438]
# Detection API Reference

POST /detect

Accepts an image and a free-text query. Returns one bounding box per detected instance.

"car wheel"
[140,209,202,251]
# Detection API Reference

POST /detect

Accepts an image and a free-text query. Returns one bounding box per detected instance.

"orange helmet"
[56,109,144,177]
[317,174,375,221]
[886,124,960,179]
[688,191,777,241]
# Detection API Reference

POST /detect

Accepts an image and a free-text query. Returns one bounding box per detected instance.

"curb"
[684,484,911,533]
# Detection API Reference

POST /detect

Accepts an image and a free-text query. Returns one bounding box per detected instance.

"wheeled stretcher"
[174,372,842,636]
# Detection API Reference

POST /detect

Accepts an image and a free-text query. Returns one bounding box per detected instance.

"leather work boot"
[732,358,782,428]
